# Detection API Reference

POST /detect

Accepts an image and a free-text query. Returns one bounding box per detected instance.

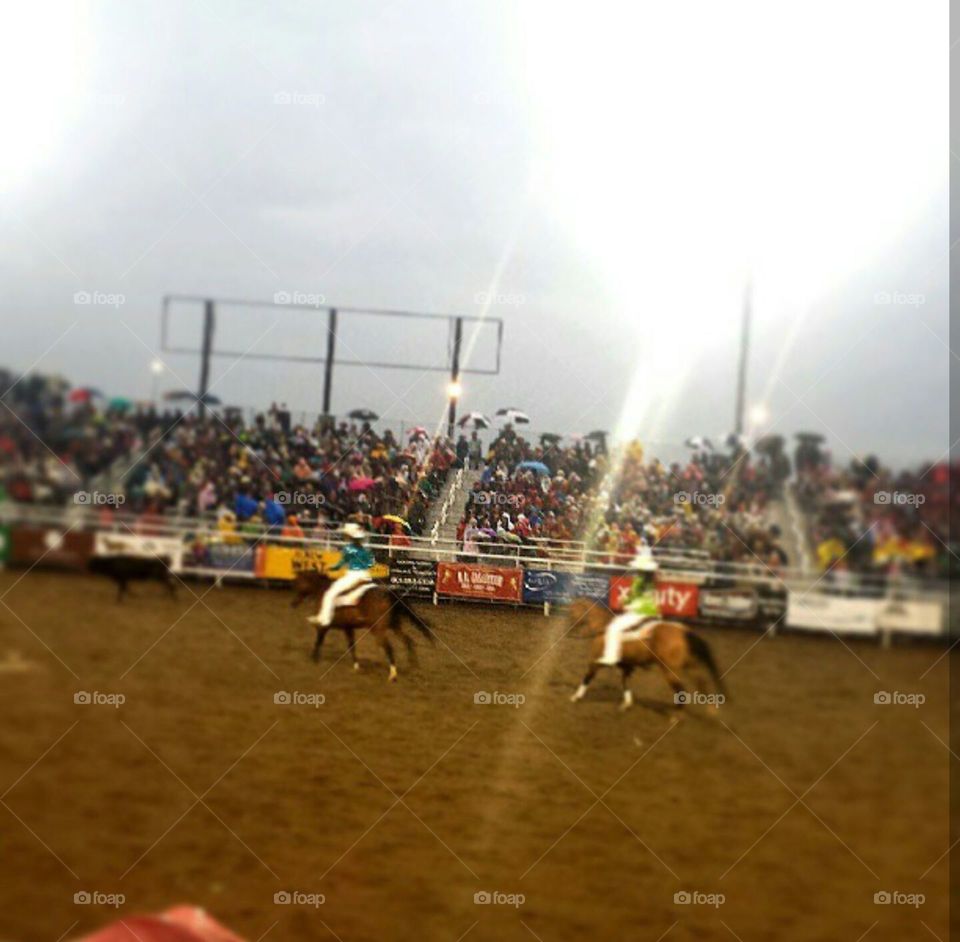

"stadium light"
[446,380,463,399]
[749,402,770,427]
[150,359,165,375]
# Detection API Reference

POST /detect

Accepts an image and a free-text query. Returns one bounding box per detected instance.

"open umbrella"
[496,407,530,424]
[540,432,561,444]
[585,430,607,442]
[68,386,102,403]
[517,460,550,476]
[458,411,491,429]
[164,390,222,406]
[407,426,429,440]
[108,396,132,411]
[348,408,379,422]
[348,476,376,492]
[684,435,713,450]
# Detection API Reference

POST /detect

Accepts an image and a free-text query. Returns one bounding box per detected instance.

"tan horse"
[297,571,435,681]
[565,598,727,711]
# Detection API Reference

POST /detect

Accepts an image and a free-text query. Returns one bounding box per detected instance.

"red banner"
[656,581,699,617]
[9,527,94,570]
[436,563,522,601]
[608,575,633,611]
[608,576,699,617]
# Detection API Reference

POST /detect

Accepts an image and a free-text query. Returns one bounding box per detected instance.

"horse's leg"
[395,626,418,667]
[570,664,598,702]
[345,627,361,671]
[381,637,398,682]
[619,664,636,711]
[165,573,177,599]
[659,664,687,710]
[311,627,329,662]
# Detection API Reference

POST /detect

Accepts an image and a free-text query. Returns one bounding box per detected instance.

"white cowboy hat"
[630,548,659,572]
[342,522,365,540]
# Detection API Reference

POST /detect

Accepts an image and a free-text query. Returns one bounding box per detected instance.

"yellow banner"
[257,546,388,581]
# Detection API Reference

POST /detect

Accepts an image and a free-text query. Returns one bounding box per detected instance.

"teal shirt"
[335,543,374,571]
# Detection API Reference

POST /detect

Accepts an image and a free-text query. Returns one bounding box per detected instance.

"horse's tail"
[686,631,728,700]
[391,593,436,644]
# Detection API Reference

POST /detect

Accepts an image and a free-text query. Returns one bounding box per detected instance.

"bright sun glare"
[519,0,946,443]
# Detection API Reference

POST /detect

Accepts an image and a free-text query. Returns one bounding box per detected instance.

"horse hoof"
[388,666,398,682]
[353,662,362,672]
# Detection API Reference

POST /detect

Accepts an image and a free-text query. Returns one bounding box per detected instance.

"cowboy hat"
[342,522,365,540]
[630,547,659,572]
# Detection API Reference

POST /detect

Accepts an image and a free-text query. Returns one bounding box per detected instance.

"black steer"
[88,555,178,602]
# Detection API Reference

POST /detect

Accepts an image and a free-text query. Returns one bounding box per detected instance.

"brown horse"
[295,571,435,681]
[565,598,727,711]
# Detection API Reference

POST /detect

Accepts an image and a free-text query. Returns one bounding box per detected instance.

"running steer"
[88,555,178,602]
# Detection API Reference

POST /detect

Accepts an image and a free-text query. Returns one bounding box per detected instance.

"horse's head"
[564,597,608,638]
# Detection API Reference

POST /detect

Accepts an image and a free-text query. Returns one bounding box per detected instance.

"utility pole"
[447,316,463,438]
[734,279,751,437]
[197,299,215,418]
[322,307,338,418]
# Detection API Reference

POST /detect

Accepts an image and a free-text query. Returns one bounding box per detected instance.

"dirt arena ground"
[0,569,949,942]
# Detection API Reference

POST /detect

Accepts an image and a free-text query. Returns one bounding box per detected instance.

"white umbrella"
[495,407,530,424]
[458,411,491,429]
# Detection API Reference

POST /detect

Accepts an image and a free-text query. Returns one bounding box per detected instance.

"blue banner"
[522,569,609,605]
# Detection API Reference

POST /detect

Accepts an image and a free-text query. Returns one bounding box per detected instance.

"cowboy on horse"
[308,522,375,627]
[596,545,659,665]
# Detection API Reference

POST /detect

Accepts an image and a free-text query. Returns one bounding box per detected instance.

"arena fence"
[0,503,949,643]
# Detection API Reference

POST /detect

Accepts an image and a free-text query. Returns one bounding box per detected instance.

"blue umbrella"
[517,460,550,476]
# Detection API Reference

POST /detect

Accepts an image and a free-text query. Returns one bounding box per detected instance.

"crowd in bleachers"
[455,428,791,569]
[0,369,452,538]
[793,440,954,578]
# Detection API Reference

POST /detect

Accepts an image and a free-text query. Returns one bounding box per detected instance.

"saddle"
[334,580,376,608]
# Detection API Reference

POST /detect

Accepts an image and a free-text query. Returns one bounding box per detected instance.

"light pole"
[150,358,164,405]
[446,379,462,439]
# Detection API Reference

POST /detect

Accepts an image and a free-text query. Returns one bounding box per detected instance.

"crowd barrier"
[0,505,949,642]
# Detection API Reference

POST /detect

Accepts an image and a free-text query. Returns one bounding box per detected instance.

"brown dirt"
[0,569,949,942]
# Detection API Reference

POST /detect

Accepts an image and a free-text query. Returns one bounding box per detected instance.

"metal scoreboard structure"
[160,295,504,434]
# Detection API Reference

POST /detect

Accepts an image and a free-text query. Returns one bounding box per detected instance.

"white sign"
[875,599,943,636]
[94,533,184,572]
[786,593,880,635]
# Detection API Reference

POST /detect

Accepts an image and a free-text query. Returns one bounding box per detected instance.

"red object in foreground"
[77,906,246,942]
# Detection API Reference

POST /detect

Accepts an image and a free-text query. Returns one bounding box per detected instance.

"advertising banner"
[786,593,880,635]
[609,576,699,617]
[523,570,611,605]
[436,563,522,601]
[0,524,10,564]
[875,599,943,635]
[11,527,94,570]
[698,588,759,621]
[388,559,437,596]
[256,545,388,581]
[94,532,184,572]
[187,541,257,573]
[656,581,700,618]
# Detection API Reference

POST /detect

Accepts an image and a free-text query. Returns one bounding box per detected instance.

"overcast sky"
[1,0,949,469]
